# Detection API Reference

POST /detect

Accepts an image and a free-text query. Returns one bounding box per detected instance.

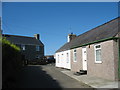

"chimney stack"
[34,34,39,40]
[67,33,76,42]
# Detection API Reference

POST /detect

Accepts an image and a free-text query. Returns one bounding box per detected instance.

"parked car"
[46,57,55,63]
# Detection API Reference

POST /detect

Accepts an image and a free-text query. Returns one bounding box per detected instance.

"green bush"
[2,38,20,51]
[2,37,23,88]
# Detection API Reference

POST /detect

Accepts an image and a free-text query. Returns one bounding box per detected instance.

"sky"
[0,1,1,17]
[2,2,118,55]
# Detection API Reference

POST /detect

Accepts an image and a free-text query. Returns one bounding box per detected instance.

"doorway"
[82,47,87,70]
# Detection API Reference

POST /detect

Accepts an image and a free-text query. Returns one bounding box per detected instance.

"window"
[66,53,69,63]
[73,49,77,62]
[36,45,40,51]
[94,44,102,63]
[36,55,40,59]
[58,55,59,63]
[21,45,25,51]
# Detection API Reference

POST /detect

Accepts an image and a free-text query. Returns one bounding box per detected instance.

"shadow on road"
[15,65,62,89]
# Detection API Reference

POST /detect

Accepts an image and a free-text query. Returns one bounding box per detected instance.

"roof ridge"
[2,34,44,46]
[2,34,35,39]
[77,17,119,37]
[56,17,119,53]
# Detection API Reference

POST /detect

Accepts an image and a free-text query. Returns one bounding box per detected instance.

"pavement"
[60,69,120,89]
[14,64,120,89]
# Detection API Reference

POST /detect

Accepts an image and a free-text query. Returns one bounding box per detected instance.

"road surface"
[16,64,92,89]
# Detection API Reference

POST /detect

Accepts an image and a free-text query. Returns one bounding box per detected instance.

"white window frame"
[21,44,25,51]
[94,44,102,63]
[36,45,40,51]
[66,53,69,63]
[58,55,59,63]
[73,49,77,62]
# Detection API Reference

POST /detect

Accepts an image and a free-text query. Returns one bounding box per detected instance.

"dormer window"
[36,45,40,51]
[21,45,25,51]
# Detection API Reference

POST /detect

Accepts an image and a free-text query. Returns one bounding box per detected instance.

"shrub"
[2,38,20,51]
[2,37,23,88]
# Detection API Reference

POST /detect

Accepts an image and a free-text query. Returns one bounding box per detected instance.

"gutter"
[71,37,119,49]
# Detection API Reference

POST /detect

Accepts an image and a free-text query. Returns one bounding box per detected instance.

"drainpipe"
[118,38,120,80]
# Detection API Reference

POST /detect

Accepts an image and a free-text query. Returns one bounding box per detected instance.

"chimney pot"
[34,34,39,40]
[67,33,76,42]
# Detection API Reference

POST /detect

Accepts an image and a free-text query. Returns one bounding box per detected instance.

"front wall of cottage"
[17,44,44,61]
[55,50,71,69]
[55,52,64,68]
[87,40,118,80]
[113,39,119,80]
[71,48,83,72]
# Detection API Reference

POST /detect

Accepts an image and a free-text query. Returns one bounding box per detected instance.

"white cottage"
[55,33,76,69]
[55,17,120,81]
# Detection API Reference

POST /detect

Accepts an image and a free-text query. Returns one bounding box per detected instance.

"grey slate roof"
[56,17,119,53]
[2,34,44,46]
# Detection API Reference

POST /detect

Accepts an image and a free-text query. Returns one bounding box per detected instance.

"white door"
[82,47,87,70]
[66,52,69,69]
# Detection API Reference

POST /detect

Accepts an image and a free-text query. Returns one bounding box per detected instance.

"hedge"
[2,38,23,88]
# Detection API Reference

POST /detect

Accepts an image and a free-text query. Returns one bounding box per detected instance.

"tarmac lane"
[15,64,93,89]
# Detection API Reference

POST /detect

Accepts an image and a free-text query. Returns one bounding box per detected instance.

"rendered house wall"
[55,50,71,69]
[113,39,119,80]
[70,39,119,80]
[71,48,83,72]
[87,40,118,80]
[55,52,63,68]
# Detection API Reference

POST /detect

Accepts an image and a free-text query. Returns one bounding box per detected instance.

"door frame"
[82,47,87,70]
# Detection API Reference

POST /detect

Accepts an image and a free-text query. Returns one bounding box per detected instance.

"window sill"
[95,61,102,64]
[73,61,77,62]
[22,50,25,51]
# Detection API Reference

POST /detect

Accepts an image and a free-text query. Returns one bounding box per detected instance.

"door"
[66,52,71,69]
[82,47,87,70]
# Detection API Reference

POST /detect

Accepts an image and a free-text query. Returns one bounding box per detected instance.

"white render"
[55,50,71,69]
[67,35,70,42]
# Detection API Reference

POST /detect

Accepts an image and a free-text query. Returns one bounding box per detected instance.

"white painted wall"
[55,50,71,69]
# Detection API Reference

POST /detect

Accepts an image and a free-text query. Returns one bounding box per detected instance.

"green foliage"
[2,37,23,88]
[0,35,2,43]
[2,37,20,51]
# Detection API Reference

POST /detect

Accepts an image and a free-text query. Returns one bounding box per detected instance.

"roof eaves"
[55,48,70,53]
[2,34,35,38]
[71,37,119,49]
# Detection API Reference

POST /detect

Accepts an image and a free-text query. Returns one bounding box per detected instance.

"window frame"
[94,44,102,63]
[57,55,59,63]
[21,44,25,51]
[73,49,77,62]
[66,53,69,63]
[36,55,40,59]
[36,45,40,51]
